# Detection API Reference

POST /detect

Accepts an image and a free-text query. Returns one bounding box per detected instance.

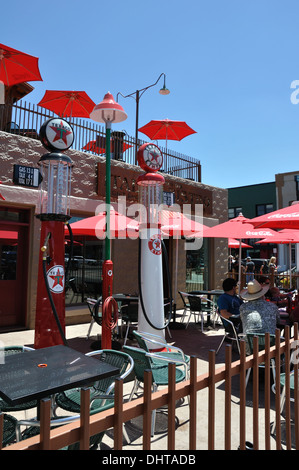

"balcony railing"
[0,101,201,182]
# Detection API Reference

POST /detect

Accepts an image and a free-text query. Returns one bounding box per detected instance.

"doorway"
[0,208,29,328]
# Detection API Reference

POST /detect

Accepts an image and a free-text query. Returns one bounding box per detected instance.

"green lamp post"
[90,92,127,347]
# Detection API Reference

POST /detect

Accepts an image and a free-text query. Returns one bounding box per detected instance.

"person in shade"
[239,279,280,336]
[217,278,243,332]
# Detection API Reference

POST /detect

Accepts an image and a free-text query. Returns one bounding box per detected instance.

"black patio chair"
[216,315,243,355]
[121,301,139,344]
[86,296,102,339]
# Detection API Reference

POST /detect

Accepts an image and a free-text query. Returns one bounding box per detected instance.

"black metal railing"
[0,101,201,181]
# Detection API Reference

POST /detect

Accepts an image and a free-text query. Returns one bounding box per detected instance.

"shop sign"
[97,162,212,215]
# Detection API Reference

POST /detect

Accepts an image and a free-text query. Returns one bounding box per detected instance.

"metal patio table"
[0,345,119,414]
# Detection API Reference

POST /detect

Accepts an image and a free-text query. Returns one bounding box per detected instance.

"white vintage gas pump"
[137,143,166,345]
[34,118,73,349]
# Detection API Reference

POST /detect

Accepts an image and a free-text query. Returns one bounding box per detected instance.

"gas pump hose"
[138,238,172,330]
[102,296,119,331]
[64,221,74,282]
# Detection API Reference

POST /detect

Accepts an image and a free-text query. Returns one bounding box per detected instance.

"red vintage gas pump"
[34,118,73,349]
[137,143,167,346]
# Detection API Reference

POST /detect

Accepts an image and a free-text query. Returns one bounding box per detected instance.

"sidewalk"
[0,316,279,450]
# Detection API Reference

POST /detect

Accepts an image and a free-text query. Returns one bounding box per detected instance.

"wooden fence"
[1,325,299,451]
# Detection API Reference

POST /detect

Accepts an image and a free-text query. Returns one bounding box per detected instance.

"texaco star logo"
[148,233,162,255]
[40,117,74,151]
[49,120,73,146]
[47,265,65,293]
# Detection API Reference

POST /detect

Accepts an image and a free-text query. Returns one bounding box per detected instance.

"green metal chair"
[271,346,295,435]
[133,330,190,369]
[0,346,38,412]
[245,333,277,387]
[1,413,17,448]
[18,415,105,450]
[123,345,187,436]
[54,349,134,444]
[54,349,134,415]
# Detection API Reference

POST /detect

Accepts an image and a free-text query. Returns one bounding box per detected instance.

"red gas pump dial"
[137,143,163,173]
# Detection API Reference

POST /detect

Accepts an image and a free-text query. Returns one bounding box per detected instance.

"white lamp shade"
[90,92,127,123]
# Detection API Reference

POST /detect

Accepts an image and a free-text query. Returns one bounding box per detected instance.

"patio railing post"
[79,388,90,450]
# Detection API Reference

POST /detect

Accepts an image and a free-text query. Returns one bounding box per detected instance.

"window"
[65,239,104,305]
[228,207,242,219]
[256,204,274,217]
[186,238,209,290]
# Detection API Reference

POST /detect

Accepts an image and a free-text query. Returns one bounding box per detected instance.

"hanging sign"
[13,164,42,187]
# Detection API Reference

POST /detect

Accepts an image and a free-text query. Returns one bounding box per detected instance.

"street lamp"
[90,92,127,348]
[117,73,170,163]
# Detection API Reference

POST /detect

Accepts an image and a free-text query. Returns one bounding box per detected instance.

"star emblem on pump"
[47,265,65,293]
[50,120,72,146]
[148,234,162,255]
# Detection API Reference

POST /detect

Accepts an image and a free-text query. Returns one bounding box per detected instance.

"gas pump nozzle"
[41,232,51,253]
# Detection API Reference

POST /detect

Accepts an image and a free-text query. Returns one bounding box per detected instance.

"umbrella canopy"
[0,43,42,87]
[82,140,132,155]
[202,214,277,284]
[38,90,96,119]
[228,238,252,248]
[138,119,196,153]
[203,214,276,240]
[256,229,299,288]
[159,210,208,238]
[65,209,139,240]
[257,229,299,245]
[250,203,299,229]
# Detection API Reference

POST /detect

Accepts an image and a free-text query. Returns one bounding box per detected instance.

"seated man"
[239,279,280,336]
[266,286,290,309]
[217,278,243,332]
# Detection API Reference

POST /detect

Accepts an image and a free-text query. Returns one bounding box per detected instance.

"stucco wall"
[0,131,228,328]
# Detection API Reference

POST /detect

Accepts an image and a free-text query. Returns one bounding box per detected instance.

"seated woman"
[239,279,280,337]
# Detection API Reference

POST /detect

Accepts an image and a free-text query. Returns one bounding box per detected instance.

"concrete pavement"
[0,314,285,450]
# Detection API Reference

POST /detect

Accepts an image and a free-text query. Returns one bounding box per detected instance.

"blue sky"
[2,0,299,189]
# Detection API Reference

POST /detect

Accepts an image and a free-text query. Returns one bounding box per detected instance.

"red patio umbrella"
[159,209,208,238]
[256,229,299,288]
[0,43,42,87]
[38,90,96,119]
[65,209,139,240]
[228,238,252,248]
[250,202,299,229]
[138,119,196,154]
[82,140,132,155]
[202,214,277,283]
